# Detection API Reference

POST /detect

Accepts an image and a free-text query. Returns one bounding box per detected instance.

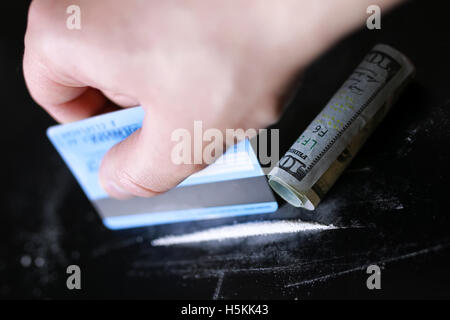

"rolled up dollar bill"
[268,44,415,210]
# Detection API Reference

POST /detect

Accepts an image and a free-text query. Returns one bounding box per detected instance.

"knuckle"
[259,103,282,127]
[28,0,60,23]
[27,1,52,34]
[25,1,62,53]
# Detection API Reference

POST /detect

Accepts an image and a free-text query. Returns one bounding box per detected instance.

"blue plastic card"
[47,107,278,229]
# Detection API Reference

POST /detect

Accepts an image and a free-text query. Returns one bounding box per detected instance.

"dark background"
[1,0,450,299]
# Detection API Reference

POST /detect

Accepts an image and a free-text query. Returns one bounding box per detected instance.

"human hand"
[24,0,400,198]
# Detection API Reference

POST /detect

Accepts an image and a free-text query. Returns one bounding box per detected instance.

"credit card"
[47,107,278,229]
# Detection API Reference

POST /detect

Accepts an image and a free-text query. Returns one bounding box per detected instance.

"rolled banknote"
[268,44,415,210]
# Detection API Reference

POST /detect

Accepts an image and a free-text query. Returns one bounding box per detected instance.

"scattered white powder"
[20,255,32,268]
[151,220,336,246]
[34,257,45,268]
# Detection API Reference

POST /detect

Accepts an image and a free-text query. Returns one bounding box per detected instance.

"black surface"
[1,0,450,299]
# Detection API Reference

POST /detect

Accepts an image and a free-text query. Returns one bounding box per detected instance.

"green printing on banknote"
[268,44,416,210]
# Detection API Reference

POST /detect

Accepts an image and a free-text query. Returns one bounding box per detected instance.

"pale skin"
[23,0,401,199]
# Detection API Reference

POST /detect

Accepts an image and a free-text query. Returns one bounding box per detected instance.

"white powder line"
[151,220,337,246]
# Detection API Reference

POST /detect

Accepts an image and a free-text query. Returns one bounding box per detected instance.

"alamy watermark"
[366,264,381,290]
[171,122,280,175]
[66,5,81,30]
[366,5,381,30]
[66,264,81,290]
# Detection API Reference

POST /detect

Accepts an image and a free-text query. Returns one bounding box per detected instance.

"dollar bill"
[268,44,415,210]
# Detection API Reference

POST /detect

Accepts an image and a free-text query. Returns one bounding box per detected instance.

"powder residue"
[151,220,336,246]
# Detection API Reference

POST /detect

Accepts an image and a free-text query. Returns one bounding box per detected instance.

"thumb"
[98,110,204,199]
